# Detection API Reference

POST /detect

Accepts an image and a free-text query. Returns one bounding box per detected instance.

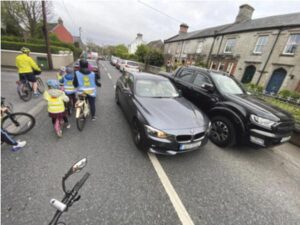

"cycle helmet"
[66,66,73,74]
[60,66,66,72]
[21,47,30,54]
[47,79,60,89]
[79,59,88,69]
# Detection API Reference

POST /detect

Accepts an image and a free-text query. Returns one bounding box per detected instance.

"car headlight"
[250,114,276,129]
[145,125,168,139]
[206,122,212,134]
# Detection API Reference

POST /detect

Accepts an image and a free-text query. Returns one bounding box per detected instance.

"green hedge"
[279,89,300,99]
[1,36,82,54]
[2,41,70,54]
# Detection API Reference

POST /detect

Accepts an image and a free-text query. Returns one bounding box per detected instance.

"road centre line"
[147,153,195,225]
[107,73,112,79]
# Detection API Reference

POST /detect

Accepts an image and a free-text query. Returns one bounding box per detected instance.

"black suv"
[161,66,295,148]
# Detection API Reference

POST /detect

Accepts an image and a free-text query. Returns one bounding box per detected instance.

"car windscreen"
[210,73,245,95]
[87,60,97,67]
[135,79,179,98]
[128,62,139,67]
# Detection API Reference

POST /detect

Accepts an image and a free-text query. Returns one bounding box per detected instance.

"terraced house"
[164,4,300,93]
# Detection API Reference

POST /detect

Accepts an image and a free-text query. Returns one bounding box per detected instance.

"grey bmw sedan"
[115,72,211,155]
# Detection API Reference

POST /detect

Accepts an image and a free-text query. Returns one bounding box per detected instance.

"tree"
[147,49,164,67]
[112,44,129,59]
[135,44,149,63]
[1,1,52,38]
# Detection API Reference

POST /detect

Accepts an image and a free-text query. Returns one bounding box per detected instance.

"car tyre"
[210,116,236,147]
[132,119,146,151]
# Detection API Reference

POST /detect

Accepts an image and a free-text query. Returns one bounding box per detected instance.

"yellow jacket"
[16,53,41,74]
[43,89,69,113]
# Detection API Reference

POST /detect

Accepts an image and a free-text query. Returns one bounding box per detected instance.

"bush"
[147,49,164,67]
[244,83,263,93]
[1,41,69,54]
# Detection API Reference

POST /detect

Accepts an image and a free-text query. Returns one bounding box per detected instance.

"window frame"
[253,36,268,54]
[192,72,212,88]
[283,34,300,55]
[224,38,236,54]
[176,69,195,84]
[196,42,203,54]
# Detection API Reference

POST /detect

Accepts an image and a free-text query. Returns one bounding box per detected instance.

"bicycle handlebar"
[73,172,90,193]
[49,172,90,225]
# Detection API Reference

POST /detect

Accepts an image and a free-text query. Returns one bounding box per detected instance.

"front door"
[241,65,256,83]
[266,68,287,94]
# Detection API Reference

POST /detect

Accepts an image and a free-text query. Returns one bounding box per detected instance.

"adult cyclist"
[16,47,42,97]
[73,59,100,121]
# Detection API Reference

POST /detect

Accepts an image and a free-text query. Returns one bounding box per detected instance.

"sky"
[51,0,300,46]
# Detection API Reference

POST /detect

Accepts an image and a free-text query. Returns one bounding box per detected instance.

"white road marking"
[107,73,112,79]
[104,67,107,71]
[113,85,116,89]
[147,153,195,225]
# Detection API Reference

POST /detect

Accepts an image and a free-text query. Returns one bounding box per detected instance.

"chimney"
[179,23,189,34]
[58,17,63,25]
[235,4,254,23]
[137,33,143,39]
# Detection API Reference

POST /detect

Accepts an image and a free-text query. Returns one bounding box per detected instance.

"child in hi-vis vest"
[43,79,71,129]
[59,67,77,107]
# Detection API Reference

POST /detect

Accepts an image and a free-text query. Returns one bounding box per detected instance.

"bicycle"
[17,72,45,101]
[48,158,90,225]
[75,93,90,131]
[53,115,65,138]
[1,97,36,136]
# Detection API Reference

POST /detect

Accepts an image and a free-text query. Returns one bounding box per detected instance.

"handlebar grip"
[73,172,90,193]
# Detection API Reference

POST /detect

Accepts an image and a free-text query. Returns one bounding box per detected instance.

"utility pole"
[79,27,82,39]
[42,0,53,70]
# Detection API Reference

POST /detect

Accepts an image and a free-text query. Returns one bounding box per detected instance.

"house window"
[196,42,203,53]
[224,39,236,53]
[254,36,268,53]
[226,63,234,73]
[283,34,300,55]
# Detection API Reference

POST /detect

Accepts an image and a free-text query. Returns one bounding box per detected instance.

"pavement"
[1,62,300,225]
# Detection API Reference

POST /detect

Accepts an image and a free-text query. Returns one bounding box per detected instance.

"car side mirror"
[201,83,215,92]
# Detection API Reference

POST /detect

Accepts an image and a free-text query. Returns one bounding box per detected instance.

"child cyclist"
[59,67,77,112]
[44,80,71,131]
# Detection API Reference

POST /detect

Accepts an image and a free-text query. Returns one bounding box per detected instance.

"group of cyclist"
[1,47,101,151]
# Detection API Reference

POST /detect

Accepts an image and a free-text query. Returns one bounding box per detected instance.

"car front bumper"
[146,135,209,155]
[249,128,292,147]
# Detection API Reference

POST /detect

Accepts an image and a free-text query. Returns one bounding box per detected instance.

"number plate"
[281,136,291,143]
[180,141,202,150]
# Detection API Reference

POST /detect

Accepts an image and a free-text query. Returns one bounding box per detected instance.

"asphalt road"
[2,61,300,225]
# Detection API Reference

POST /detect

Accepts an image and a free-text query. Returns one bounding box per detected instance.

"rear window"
[128,62,139,67]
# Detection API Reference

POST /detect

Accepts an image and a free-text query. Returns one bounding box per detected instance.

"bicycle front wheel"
[17,82,32,102]
[1,112,36,135]
[37,77,45,94]
[76,106,86,131]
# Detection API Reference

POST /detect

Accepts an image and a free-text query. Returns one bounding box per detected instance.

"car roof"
[131,72,168,81]
[183,66,231,77]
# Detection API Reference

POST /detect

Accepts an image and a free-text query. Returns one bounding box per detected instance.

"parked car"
[110,56,119,66]
[160,66,295,148]
[115,58,123,70]
[87,59,100,77]
[115,71,211,155]
[119,60,140,73]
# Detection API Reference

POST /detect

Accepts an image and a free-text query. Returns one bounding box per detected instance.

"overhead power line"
[61,0,77,29]
[137,0,184,24]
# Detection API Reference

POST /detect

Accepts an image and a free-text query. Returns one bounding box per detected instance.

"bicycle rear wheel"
[1,112,36,135]
[37,77,45,94]
[76,106,86,131]
[17,82,32,102]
